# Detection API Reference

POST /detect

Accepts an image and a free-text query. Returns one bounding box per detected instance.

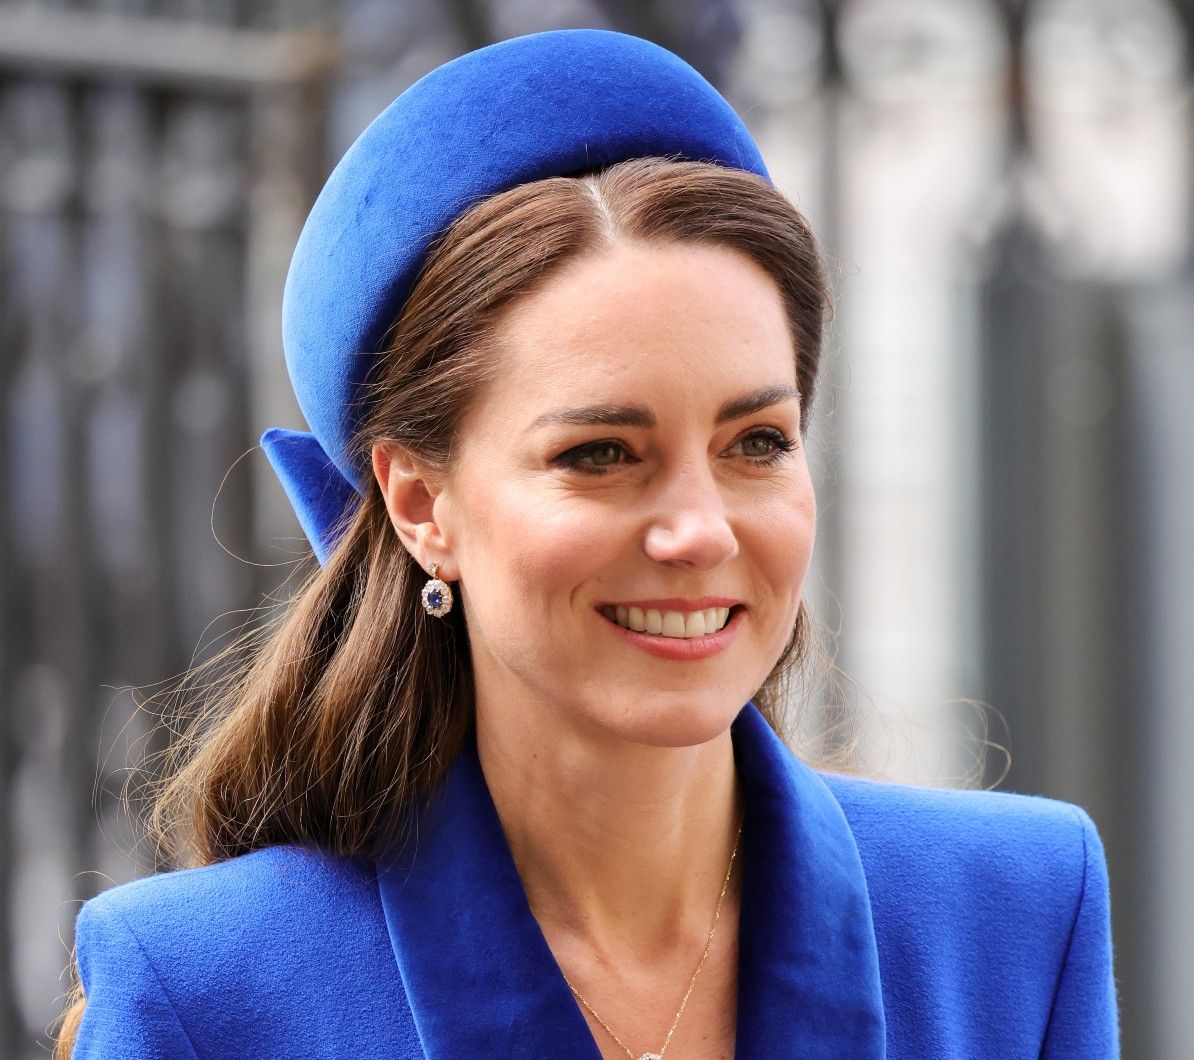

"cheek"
[746,479,816,585]
[451,475,618,611]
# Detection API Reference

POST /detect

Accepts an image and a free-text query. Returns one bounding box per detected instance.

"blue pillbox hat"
[262,28,770,565]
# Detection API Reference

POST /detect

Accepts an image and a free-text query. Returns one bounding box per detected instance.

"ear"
[371,441,458,580]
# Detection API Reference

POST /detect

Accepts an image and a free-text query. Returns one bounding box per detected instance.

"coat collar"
[375,703,886,1058]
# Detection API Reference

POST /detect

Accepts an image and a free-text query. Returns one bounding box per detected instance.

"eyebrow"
[528,383,800,432]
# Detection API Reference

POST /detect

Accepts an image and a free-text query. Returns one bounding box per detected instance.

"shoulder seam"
[105,899,204,1060]
[1038,804,1090,1050]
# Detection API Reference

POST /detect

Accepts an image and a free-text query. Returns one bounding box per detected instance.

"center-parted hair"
[165,157,832,870]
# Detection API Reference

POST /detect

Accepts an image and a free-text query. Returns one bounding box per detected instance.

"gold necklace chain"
[559,817,744,1060]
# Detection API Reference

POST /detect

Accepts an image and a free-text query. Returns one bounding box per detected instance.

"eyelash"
[553,428,798,477]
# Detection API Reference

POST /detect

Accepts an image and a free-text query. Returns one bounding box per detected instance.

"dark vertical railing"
[1129,5,1194,1055]
[3,77,97,1048]
[979,0,1048,796]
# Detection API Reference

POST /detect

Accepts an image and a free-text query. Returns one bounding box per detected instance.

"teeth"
[661,611,686,637]
[601,605,733,638]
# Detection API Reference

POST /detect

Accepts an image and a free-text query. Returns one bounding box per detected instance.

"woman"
[58,29,1118,1059]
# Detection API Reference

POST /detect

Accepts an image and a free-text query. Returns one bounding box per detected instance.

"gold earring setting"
[421,562,454,618]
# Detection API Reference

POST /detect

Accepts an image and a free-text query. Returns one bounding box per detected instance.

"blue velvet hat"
[262,28,770,565]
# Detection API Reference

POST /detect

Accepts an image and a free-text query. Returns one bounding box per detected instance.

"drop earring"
[420,562,454,618]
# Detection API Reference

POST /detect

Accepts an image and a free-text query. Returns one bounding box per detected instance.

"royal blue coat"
[72,703,1120,1058]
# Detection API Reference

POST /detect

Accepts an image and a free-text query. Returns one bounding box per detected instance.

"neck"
[475,698,744,965]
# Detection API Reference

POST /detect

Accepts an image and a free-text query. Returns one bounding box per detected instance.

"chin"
[594,688,747,749]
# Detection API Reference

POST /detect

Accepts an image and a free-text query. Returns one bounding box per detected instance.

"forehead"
[472,242,792,424]
[480,241,796,421]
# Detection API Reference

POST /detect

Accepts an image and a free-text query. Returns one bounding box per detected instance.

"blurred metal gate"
[0,3,333,1051]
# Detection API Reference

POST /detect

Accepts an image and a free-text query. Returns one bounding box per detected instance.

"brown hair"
[53,156,832,1055]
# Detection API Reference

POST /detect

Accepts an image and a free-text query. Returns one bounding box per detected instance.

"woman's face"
[434,240,816,748]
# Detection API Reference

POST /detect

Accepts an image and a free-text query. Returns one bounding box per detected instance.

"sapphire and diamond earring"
[420,562,454,618]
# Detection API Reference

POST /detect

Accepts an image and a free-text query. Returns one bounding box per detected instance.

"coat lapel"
[733,703,886,1057]
[375,702,886,1059]
[374,728,601,1059]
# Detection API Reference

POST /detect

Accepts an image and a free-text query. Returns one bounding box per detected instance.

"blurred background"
[0,0,1189,1055]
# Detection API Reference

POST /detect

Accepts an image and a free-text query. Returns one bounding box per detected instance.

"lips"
[596,602,746,661]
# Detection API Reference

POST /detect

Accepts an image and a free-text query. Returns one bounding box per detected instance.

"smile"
[597,604,737,639]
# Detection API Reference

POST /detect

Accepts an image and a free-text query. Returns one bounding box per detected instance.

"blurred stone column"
[832,0,1009,785]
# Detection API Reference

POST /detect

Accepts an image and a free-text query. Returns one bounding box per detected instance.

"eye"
[553,439,635,476]
[732,427,797,466]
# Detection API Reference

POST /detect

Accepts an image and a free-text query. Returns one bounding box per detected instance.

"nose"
[642,460,739,571]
